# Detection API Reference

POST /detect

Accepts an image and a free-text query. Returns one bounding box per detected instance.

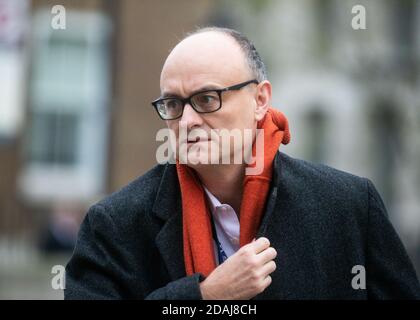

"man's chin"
[178,144,209,165]
[178,153,211,167]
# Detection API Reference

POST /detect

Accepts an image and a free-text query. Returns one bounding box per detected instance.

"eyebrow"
[161,84,223,99]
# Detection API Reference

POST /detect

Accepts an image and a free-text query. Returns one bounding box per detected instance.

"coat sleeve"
[64,205,204,300]
[365,179,420,299]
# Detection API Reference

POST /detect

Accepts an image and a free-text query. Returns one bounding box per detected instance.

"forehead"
[160,31,250,95]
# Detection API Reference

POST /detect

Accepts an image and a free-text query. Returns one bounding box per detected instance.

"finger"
[251,237,270,254]
[260,275,272,292]
[260,260,276,278]
[257,246,277,264]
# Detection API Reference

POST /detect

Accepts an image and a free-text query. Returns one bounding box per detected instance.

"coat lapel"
[255,151,297,299]
[152,163,186,281]
[256,151,281,238]
[255,152,320,299]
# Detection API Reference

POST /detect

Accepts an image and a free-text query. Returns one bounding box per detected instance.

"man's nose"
[180,103,203,130]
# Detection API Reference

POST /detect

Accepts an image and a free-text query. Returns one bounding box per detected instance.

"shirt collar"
[203,186,223,214]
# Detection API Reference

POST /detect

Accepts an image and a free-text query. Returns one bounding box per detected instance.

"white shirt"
[203,186,240,264]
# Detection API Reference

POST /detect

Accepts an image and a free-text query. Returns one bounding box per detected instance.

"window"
[19,9,112,203]
[28,111,79,165]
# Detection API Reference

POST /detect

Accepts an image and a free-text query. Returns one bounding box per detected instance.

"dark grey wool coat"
[65,152,420,299]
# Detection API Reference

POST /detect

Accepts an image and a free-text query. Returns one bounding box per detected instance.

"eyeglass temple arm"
[223,79,259,91]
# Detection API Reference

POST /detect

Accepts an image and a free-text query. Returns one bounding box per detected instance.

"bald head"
[160,30,255,97]
[160,27,267,94]
[180,27,267,82]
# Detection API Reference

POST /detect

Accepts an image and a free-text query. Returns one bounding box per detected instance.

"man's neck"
[195,164,245,217]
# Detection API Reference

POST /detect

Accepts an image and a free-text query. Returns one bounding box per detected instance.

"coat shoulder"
[276,152,370,217]
[277,152,368,193]
[91,163,169,226]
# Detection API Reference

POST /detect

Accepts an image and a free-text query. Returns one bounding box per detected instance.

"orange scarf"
[176,107,290,277]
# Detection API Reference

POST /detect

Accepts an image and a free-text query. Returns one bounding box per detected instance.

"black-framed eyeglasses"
[151,79,259,120]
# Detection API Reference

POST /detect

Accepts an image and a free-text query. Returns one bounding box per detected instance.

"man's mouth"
[188,137,199,143]
[187,137,208,144]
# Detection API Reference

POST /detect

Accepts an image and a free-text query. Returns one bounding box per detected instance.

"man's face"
[159,32,263,168]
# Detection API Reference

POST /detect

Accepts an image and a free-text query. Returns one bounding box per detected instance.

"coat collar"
[152,163,182,221]
[257,151,281,237]
[152,163,185,280]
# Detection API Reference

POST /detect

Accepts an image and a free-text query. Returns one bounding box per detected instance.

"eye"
[194,92,218,105]
[201,95,215,103]
[165,99,179,109]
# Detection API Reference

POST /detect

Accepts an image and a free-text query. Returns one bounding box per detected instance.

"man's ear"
[254,80,272,121]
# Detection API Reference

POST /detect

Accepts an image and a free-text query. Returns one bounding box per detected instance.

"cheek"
[213,102,254,130]
[202,94,257,133]
[166,121,179,136]
[223,109,255,132]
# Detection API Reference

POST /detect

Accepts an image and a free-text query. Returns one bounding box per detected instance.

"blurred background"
[0,0,419,299]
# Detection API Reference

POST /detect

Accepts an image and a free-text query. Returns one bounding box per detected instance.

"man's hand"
[199,237,277,300]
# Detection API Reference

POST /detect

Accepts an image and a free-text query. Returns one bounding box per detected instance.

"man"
[65,27,420,299]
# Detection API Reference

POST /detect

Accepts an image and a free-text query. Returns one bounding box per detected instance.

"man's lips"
[187,137,210,144]
[179,135,212,147]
